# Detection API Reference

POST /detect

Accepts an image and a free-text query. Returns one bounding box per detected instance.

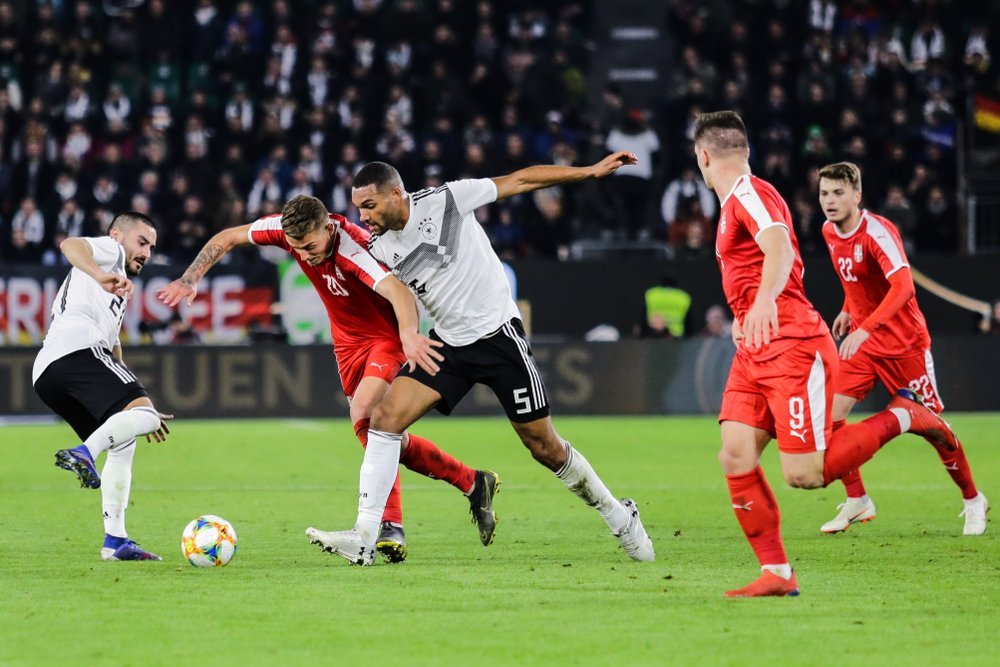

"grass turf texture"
[1,415,997,666]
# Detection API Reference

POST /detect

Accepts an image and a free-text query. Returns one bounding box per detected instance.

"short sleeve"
[337,230,391,290]
[864,217,909,278]
[248,215,290,250]
[732,180,789,241]
[447,179,498,216]
[84,236,123,270]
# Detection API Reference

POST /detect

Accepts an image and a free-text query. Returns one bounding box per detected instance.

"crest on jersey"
[719,213,727,235]
[420,221,438,240]
[854,243,863,263]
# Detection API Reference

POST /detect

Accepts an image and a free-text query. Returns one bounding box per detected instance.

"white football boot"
[306,526,375,565]
[960,493,989,536]
[821,496,877,534]
[614,498,655,562]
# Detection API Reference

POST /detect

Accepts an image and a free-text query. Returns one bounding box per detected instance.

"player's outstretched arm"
[60,237,133,298]
[491,150,638,200]
[157,225,254,307]
[374,275,445,375]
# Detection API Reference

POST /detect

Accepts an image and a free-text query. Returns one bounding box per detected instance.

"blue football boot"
[54,445,101,489]
[100,535,163,561]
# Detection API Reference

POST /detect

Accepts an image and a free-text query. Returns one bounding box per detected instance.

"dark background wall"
[511,255,998,338]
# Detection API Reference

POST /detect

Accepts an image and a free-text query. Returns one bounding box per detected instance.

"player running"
[694,111,964,597]
[817,161,987,535]
[157,196,498,563]
[305,152,655,567]
[34,212,171,561]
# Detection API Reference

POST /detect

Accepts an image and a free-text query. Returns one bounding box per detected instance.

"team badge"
[420,222,438,240]
[719,213,727,235]
[854,243,863,263]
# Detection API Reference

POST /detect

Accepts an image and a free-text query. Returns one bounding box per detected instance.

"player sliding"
[34,212,171,561]
[694,111,964,597]
[158,196,499,563]
[305,152,655,566]
[817,161,987,535]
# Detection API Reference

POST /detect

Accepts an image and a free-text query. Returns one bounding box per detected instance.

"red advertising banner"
[0,264,278,345]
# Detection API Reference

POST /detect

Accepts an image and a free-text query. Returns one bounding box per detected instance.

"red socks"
[833,419,868,498]
[726,466,788,567]
[400,433,476,494]
[935,444,979,500]
[354,419,403,524]
[823,411,900,487]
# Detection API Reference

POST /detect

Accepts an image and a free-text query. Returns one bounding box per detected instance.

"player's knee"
[349,401,372,425]
[718,444,754,474]
[369,401,403,434]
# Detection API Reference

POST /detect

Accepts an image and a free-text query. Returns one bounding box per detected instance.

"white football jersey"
[32,236,130,383]
[367,178,520,346]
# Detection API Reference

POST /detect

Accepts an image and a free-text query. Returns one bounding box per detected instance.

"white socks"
[82,406,161,458]
[889,407,912,433]
[102,439,136,538]
[761,564,793,580]
[555,444,629,533]
[355,429,402,545]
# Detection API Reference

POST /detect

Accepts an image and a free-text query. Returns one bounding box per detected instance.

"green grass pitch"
[1,414,998,666]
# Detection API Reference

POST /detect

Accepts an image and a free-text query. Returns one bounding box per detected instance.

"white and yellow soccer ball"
[182,515,238,567]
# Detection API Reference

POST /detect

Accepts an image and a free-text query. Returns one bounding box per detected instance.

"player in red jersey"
[694,111,963,597]
[158,195,500,562]
[817,162,987,536]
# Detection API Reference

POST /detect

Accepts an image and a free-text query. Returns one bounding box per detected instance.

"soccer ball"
[182,515,238,567]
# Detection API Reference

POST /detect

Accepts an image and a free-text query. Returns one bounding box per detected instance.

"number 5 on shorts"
[513,387,531,415]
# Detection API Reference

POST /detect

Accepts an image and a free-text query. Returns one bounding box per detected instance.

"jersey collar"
[829,210,867,239]
[719,173,750,208]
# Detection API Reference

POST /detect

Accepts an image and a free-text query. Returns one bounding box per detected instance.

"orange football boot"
[724,570,800,598]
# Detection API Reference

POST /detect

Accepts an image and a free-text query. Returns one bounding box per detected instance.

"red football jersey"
[248,213,400,352]
[714,174,827,359]
[821,210,930,357]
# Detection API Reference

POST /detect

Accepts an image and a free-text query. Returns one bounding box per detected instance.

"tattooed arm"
[157,225,254,307]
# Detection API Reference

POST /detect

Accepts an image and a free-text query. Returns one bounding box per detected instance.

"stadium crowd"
[0,0,995,265]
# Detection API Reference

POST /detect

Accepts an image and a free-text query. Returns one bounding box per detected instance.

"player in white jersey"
[304,153,657,566]
[33,212,171,561]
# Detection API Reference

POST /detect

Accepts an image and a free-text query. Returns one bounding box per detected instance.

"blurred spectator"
[638,275,691,338]
[660,167,716,231]
[606,109,660,239]
[9,198,45,260]
[700,305,733,338]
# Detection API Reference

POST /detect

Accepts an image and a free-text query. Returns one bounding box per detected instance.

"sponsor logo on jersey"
[335,267,345,281]
[719,213,727,235]
[854,243,863,263]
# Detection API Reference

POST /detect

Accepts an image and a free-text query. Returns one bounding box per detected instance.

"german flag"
[974,95,1000,133]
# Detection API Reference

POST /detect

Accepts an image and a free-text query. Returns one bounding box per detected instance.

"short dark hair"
[353,162,403,191]
[693,111,749,154]
[281,195,329,239]
[110,211,155,232]
[818,161,863,191]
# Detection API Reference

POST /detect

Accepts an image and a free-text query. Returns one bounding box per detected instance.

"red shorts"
[838,347,944,413]
[336,339,405,398]
[719,334,838,454]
